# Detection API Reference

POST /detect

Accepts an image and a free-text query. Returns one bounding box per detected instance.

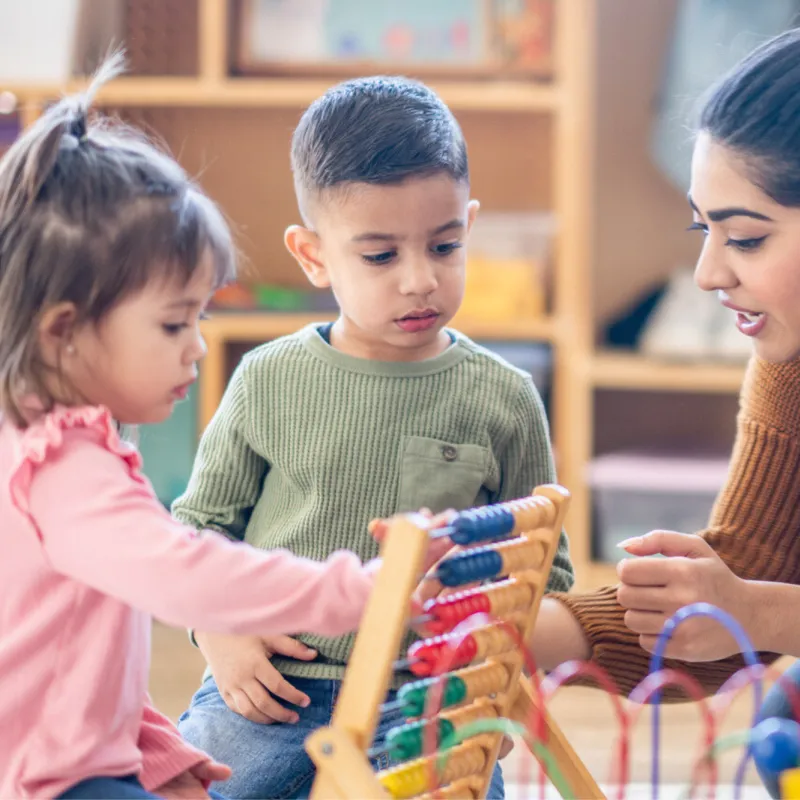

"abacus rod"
[393,657,421,671]
[366,742,389,758]
[429,524,514,544]
[420,569,504,582]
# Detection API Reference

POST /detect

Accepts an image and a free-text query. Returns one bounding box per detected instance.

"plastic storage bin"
[588,452,730,562]
[460,211,556,323]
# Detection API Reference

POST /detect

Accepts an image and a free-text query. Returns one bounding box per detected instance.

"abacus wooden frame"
[305,485,605,799]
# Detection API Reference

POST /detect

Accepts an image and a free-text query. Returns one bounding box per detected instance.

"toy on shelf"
[209,282,338,313]
[235,0,555,79]
[458,211,554,325]
[492,0,555,75]
[303,486,800,799]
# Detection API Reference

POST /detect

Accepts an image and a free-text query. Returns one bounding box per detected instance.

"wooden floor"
[149,622,777,795]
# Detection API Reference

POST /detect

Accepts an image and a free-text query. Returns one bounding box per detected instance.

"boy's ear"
[466,199,481,234]
[284,225,330,288]
[38,302,78,365]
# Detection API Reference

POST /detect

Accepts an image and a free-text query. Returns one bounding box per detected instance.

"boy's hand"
[194,632,317,724]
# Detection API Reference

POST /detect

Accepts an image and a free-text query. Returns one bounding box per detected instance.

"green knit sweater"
[173,324,574,681]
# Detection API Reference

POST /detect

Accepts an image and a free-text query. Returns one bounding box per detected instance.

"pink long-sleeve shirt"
[0,405,379,798]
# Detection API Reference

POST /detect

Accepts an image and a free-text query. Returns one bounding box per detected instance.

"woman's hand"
[617,531,753,661]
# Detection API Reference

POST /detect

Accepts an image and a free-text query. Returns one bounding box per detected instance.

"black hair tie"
[60,112,89,150]
[68,113,88,141]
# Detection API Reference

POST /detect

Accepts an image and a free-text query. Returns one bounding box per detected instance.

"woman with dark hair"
[530,28,800,796]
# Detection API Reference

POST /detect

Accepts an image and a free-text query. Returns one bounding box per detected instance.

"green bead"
[397,676,468,718]
[442,677,468,708]
[385,718,457,761]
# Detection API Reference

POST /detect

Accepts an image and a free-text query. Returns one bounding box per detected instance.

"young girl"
[0,55,445,800]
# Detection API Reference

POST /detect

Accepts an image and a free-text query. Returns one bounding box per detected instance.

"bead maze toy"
[305,485,800,798]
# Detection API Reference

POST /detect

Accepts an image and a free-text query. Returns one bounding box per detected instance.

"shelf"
[201,312,334,343]
[588,350,747,394]
[3,76,560,113]
[197,311,558,431]
[201,311,559,344]
[451,314,559,342]
[576,561,620,591]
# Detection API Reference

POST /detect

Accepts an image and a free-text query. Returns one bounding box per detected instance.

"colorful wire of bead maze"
[304,484,604,799]
[536,602,800,798]
[303,483,800,798]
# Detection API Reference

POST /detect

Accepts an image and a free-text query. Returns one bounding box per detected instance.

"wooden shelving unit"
[6,1,743,591]
[578,561,619,592]
[200,312,559,345]
[2,0,605,585]
[198,311,562,430]
[588,350,747,394]
[9,77,561,112]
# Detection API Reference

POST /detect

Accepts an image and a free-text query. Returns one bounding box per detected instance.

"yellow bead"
[781,768,800,799]
[379,761,430,799]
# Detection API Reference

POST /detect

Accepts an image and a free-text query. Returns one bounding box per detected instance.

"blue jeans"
[59,774,226,799]
[756,659,800,798]
[178,676,504,799]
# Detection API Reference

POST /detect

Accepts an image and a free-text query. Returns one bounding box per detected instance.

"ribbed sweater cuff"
[138,738,208,792]
[270,658,414,690]
[551,587,653,697]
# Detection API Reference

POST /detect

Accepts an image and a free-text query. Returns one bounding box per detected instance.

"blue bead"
[751,717,800,775]
[450,508,514,545]
[436,549,503,586]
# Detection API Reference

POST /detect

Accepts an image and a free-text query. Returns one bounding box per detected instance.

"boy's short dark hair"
[291,76,468,218]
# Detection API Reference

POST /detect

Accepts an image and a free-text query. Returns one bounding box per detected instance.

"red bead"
[407,634,478,676]
[423,592,491,634]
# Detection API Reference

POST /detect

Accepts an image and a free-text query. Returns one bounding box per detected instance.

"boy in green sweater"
[174,76,574,799]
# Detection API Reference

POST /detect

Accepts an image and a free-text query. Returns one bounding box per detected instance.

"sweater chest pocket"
[396,435,489,514]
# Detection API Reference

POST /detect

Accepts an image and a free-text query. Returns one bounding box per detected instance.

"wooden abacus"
[305,485,605,799]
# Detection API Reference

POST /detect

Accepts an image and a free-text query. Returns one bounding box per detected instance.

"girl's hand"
[368,507,453,547]
[369,508,456,579]
[369,508,458,622]
[154,760,230,799]
[617,531,752,661]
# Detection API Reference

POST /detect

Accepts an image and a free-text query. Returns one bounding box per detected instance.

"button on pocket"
[441,444,458,462]
[396,436,490,514]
